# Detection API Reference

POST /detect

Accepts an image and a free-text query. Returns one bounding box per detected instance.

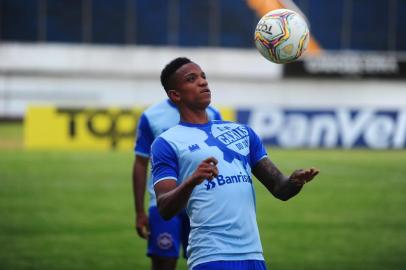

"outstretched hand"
[289,167,319,186]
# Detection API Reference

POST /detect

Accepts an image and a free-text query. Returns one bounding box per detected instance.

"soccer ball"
[254,9,310,64]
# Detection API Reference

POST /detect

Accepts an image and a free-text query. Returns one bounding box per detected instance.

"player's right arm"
[154,157,218,220]
[132,155,149,238]
[132,113,154,239]
[151,137,218,220]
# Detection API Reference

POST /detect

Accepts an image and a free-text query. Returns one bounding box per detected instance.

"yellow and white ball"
[254,9,310,64]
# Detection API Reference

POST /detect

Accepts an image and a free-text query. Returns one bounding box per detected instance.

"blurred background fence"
[1,0,406,51]
[0,0,405,148]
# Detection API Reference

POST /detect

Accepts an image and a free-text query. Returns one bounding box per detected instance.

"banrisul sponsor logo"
[205,172,252,190]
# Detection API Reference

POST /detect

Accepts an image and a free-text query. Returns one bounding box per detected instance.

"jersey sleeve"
[151,137,178,185]
[134,113,154,157]
[247,126,268,167]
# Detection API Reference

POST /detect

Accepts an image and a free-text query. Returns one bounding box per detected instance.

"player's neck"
[180,108,209,124]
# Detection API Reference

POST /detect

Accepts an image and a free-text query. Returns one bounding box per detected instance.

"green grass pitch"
[1,123,406,270]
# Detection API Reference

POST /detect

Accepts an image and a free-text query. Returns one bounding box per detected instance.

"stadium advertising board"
[284,52,406,79]
[237,108,406,149]
[25,106,405,150]
[24,106,236,150]
[25,107,143,150]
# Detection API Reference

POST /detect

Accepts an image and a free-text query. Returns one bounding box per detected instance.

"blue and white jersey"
[134,99,222,207]
[151,120,268,269]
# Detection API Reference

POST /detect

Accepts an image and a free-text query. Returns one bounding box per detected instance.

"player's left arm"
[246,125,319,201]
[252,158,319,201]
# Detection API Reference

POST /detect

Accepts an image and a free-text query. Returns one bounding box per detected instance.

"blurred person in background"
[151,57,319,270]
[132,64,222,270]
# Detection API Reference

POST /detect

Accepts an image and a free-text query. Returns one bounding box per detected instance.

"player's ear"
[167,89,180,103]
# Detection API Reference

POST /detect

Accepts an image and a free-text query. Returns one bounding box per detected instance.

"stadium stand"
[1,0,405,51]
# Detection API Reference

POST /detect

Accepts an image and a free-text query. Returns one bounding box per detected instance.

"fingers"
[200,163,218,180]
[304,167,319,183]
[141,226,150,239]
[310,167,319,177]
[212,166,219,178]
[197,157,219,181]
[290,167,320,185]
[137,224,150,239]
[136,215,150,239]
[203,156,218,166]
[136,226,147,239]
[143,220,150,238]
[209,165,219,179]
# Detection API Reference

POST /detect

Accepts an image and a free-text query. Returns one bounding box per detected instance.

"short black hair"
[160,57,192,92]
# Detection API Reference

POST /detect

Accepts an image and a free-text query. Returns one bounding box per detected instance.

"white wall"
[0,43,405,118]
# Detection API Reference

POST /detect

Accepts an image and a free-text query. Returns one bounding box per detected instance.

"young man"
[151,57,319,270]
[132,85,222,269]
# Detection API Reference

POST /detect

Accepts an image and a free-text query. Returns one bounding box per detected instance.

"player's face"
[170,62,211,109]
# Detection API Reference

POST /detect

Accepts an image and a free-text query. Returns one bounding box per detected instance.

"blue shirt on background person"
[135,99,222,208]
[132,98,221,270]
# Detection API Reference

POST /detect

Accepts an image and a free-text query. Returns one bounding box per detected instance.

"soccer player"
[151,57,319,270]
[132,85,222,269]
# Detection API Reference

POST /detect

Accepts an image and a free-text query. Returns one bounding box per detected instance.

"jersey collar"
[179,120,212,128]
[166,99,177,109]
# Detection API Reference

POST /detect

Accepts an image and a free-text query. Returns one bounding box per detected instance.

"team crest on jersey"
[204,123,250,166]
[213,124,249,155]
[157,232,173,250]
